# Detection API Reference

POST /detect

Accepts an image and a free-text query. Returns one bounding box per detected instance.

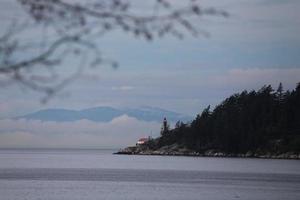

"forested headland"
[117,83,300,158]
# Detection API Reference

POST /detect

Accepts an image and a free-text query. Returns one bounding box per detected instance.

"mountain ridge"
[15,106,193,123]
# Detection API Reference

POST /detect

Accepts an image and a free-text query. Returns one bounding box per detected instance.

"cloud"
[0,103,11,116]
[111,86,135,91]
[208,68,300,90]
[0,115,160,148]
[257,0,300,6]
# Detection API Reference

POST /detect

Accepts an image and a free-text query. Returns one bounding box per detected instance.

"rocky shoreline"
[114,144,300,160]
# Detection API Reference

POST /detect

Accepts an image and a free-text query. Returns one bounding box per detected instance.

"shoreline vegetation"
[116,83,300,160]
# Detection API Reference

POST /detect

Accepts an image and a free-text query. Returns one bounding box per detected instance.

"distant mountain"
[16,106,192,123]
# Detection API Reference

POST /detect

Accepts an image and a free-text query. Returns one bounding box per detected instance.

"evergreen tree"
[154,83,300,154]
[160,117,170,137]
[276,82,284,103]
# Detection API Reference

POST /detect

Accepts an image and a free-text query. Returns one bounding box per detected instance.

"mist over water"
[0,149,299,200]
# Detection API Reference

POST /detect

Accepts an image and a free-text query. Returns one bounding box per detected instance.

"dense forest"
[151,83,300,154]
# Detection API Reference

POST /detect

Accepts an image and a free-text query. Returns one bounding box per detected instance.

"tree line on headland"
[146,83,300,156]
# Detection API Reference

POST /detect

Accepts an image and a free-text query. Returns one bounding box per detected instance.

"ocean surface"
[0,149,299,200]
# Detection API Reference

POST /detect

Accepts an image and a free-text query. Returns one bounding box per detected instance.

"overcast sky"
[0,0,300,148]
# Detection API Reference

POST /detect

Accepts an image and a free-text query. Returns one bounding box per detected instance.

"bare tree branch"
[0,0,228,101]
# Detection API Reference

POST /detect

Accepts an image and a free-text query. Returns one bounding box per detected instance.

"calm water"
[0,149,299,200]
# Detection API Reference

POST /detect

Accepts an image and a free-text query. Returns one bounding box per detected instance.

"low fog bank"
[0,115,160,149]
